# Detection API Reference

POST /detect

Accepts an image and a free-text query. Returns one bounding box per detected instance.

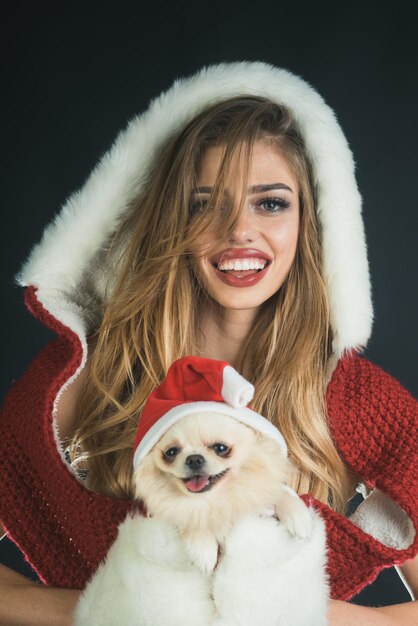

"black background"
[1,0,417,607]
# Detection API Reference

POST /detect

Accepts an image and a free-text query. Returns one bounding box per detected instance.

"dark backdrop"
[1,0,417,607]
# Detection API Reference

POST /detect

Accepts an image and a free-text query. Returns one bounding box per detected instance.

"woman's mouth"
[208,249,273,288]
[212,258,271,287]
[182,469,229,493]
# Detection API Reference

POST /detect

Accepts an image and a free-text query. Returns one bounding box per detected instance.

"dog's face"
[134,412,291,531]
[146,412,256,495]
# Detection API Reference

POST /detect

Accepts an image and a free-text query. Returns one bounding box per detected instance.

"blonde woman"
[0,62,417,625]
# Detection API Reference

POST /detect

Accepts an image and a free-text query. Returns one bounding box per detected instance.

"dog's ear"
[253,430,270,444]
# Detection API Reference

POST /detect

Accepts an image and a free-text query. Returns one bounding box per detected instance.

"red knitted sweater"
[0,287,417,601]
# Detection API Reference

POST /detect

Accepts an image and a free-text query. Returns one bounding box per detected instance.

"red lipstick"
[210,248,272,288]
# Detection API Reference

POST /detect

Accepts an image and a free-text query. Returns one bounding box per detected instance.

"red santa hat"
[133,356,287,470]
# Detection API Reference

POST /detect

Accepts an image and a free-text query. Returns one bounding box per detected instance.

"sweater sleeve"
[327,353,417,527]
[301,352,418,600]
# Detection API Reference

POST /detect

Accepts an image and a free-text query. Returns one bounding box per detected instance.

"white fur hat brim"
[133,401,288,470]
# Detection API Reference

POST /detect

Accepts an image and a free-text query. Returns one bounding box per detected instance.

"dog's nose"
[185,454,205,470]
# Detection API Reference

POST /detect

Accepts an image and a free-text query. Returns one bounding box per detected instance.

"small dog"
[134,410,312,574]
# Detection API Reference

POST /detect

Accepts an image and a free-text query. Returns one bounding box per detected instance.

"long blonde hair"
[69,96,352,513]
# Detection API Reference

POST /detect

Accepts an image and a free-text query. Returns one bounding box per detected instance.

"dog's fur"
[75,412,329,626]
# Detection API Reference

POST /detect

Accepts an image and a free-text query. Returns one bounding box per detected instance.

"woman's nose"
[228,208,258,244]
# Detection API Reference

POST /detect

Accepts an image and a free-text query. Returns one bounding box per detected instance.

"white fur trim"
[74,514,216,625]
[221,365,254,407]
[349,488,416,550]
[133,400,287,469]
[35,287,88,476]
[213,509,329,626]
[16,61,373,357]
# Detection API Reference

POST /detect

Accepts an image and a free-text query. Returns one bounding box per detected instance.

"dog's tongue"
[185,475,210,492]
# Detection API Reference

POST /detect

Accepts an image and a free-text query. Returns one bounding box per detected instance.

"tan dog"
[134,411,312,574]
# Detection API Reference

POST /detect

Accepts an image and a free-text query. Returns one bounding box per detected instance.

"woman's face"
[190,140,300,313]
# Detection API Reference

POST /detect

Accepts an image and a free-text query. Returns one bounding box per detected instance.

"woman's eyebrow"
[191,183,293,194]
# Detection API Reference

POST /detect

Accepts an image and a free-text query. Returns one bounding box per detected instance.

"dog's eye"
[165,447,181,458]
[211,443,230,456]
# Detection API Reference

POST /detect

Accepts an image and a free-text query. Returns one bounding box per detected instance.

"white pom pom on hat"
[133,356,287,470]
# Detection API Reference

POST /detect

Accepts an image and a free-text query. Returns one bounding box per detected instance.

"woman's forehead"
[195,141,298,193]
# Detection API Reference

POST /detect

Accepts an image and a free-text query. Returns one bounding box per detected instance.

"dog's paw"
[279,503,312,539]
[274,487,313,540]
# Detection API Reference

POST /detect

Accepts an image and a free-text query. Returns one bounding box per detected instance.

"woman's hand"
[328,598,418,626]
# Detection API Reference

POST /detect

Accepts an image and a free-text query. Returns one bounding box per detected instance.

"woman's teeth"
[217,258,267,271]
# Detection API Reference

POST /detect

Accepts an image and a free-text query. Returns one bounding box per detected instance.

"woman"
[0,61,417,625]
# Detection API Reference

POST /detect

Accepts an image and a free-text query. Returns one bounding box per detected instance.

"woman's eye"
[189,198,208,215]
[257,197,291,213]
[212,443,230,456]
[189,198,229,216]
[165,447,181,458]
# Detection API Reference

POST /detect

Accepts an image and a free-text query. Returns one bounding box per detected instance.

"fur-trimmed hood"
[16,61,373,363]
